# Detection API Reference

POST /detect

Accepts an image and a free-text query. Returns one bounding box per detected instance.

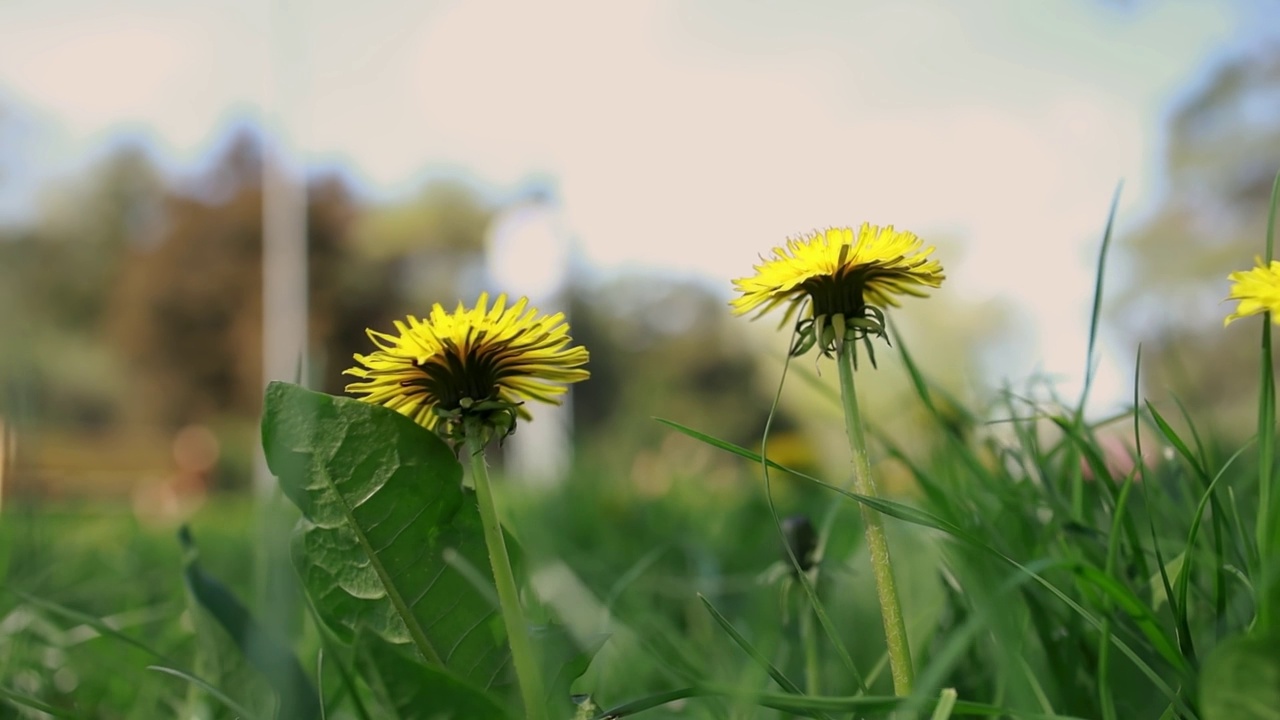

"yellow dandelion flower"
[344,292,588,438]
[731,223,945,324]
[1224,259,1280,326]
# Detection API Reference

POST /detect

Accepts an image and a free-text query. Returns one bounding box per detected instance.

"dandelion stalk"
[466,419,548,720]
[1259,170,1280,634]
[836,332,914,696]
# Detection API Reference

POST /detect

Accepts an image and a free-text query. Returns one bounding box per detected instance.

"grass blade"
[1176,445,1249,654]
[928,688,959,720]
[0,686,91,719]
[0,586,172,663]
[696,593,831,720]
[1078,181,1124,419]
[1097,472,1135,720]
[1145,402,1210,483]
[1073,561,1189,676]
[1171,394,1231,629]
[147,665,262,720]
[593,687,705,718]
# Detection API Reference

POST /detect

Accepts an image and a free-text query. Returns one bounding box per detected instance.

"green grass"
[0,374,1274,719]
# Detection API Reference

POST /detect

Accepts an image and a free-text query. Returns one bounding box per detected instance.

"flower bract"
[1224,259,1280,326]
[344,292,589,440]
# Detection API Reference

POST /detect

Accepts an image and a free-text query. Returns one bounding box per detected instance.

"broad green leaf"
[1200,633,1280,720]
[261,382,510,689]
[356,634,512,720]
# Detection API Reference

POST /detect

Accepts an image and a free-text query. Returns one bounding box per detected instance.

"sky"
[0,0,1276,411]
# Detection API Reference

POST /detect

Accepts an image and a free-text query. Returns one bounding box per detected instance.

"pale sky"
[0,0,1275,411]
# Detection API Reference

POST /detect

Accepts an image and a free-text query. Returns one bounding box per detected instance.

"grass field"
[2,348,1274,719]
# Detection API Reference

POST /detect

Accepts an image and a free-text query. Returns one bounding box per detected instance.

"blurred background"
[2,0,1279,510]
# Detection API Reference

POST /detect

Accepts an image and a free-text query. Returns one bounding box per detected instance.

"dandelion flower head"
[731,223,944,325]
[1224,259,1280,327]
[344,292,589,439]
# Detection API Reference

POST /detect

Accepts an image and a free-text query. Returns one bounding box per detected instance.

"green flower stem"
[1258,317,1275,634]
[464,421,548,720]
[836,336,914,696]
[1259,169,1280,635]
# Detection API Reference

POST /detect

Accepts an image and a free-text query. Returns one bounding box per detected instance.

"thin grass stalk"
[800,604,821,696]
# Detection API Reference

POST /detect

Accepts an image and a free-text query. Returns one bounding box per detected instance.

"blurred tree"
[0,144,164,431]
[566,276,779,451]
[1113,43,1280,439]
[347,178,494,313]
[106,133,361,431]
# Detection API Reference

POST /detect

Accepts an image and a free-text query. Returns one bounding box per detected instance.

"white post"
[256,0,308,496]
[485,189,573,488]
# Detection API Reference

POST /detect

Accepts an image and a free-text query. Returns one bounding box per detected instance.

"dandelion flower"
[1224,259,1280,326]
[732,224,944,321]
[344,292,588,439]
[731,224,944,356]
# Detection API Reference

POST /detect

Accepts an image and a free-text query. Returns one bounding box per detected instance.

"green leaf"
[1149,553,1185,613]
[1200,633,1280,720]
[179,525,321,720]
[533,624,607,715]
[261,382,510,690]
[356,634,512,720]
[1070,561,1189,677]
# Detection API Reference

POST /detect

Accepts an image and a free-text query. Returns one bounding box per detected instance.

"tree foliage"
[1116,45,1280,438]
